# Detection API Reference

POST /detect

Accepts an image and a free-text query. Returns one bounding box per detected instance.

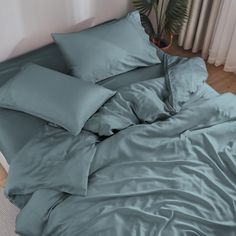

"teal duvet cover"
[5,53,236,236]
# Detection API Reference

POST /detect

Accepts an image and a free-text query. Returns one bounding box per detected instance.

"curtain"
[178,0,236,74]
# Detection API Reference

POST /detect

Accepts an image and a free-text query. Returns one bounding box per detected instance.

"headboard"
[0,43,69,88]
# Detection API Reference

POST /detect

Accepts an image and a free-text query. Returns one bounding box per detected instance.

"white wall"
[0,0,131,62]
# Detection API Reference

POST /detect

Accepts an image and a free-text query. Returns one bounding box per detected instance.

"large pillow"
[0,64,115,135]
[52,11,160,83]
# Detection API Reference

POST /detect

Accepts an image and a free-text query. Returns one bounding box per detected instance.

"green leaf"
[164,0,188,36]
[140,14,155,37]
[132,0,158,16]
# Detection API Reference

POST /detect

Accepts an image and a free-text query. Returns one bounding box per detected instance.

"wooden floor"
[0,164,6,187]
[0,46,236,188]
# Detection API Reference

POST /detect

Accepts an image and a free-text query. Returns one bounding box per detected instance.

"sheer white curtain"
[178,0,236,74]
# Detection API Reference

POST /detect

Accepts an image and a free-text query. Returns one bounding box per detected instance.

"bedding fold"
[5,128,99,200]
[44,95,236,235]
[84,76,170,136]
[15,190,67,236]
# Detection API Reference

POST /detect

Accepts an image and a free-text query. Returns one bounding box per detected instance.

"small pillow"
[52,11,160,83]
[0,64,115,135]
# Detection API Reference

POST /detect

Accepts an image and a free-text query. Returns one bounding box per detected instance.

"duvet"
[5,53,236,236]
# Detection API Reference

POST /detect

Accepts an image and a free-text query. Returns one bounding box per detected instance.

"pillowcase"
[0,64,115,135]
[52,11,160,83]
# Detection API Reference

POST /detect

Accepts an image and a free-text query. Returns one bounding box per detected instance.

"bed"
[0,11,236,236]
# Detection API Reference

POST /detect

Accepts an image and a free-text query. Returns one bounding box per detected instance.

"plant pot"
[151,34,173,51]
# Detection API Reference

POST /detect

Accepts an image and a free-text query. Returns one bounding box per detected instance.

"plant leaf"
[140,14,155,37]
[164,0,188,36]
[132,0,157,15]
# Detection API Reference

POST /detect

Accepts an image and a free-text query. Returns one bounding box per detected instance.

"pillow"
[52,11,160,83]
[0,64,115,135]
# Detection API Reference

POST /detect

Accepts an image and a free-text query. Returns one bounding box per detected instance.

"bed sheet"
[5,53,236,236]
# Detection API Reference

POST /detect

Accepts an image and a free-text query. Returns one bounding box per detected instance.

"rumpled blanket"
[5,52,236,236]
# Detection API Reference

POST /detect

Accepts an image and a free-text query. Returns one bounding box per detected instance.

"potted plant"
[132,0,188,50]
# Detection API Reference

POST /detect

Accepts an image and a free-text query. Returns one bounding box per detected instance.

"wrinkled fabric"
[5,55,236,236]
[11,92,236,236]
[84,77,170,136]
[45,93,236,236]
[5,128,99,201]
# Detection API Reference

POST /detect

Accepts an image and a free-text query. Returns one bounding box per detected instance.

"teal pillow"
[52,11,160,83]
[0,64,115,135]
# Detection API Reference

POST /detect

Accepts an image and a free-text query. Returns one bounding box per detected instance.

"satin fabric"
[5,54,236,236]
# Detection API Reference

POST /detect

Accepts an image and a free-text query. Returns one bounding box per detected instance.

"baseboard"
[0,152,9,173]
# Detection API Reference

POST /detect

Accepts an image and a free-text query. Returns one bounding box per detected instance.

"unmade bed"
[0,11,236,236]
